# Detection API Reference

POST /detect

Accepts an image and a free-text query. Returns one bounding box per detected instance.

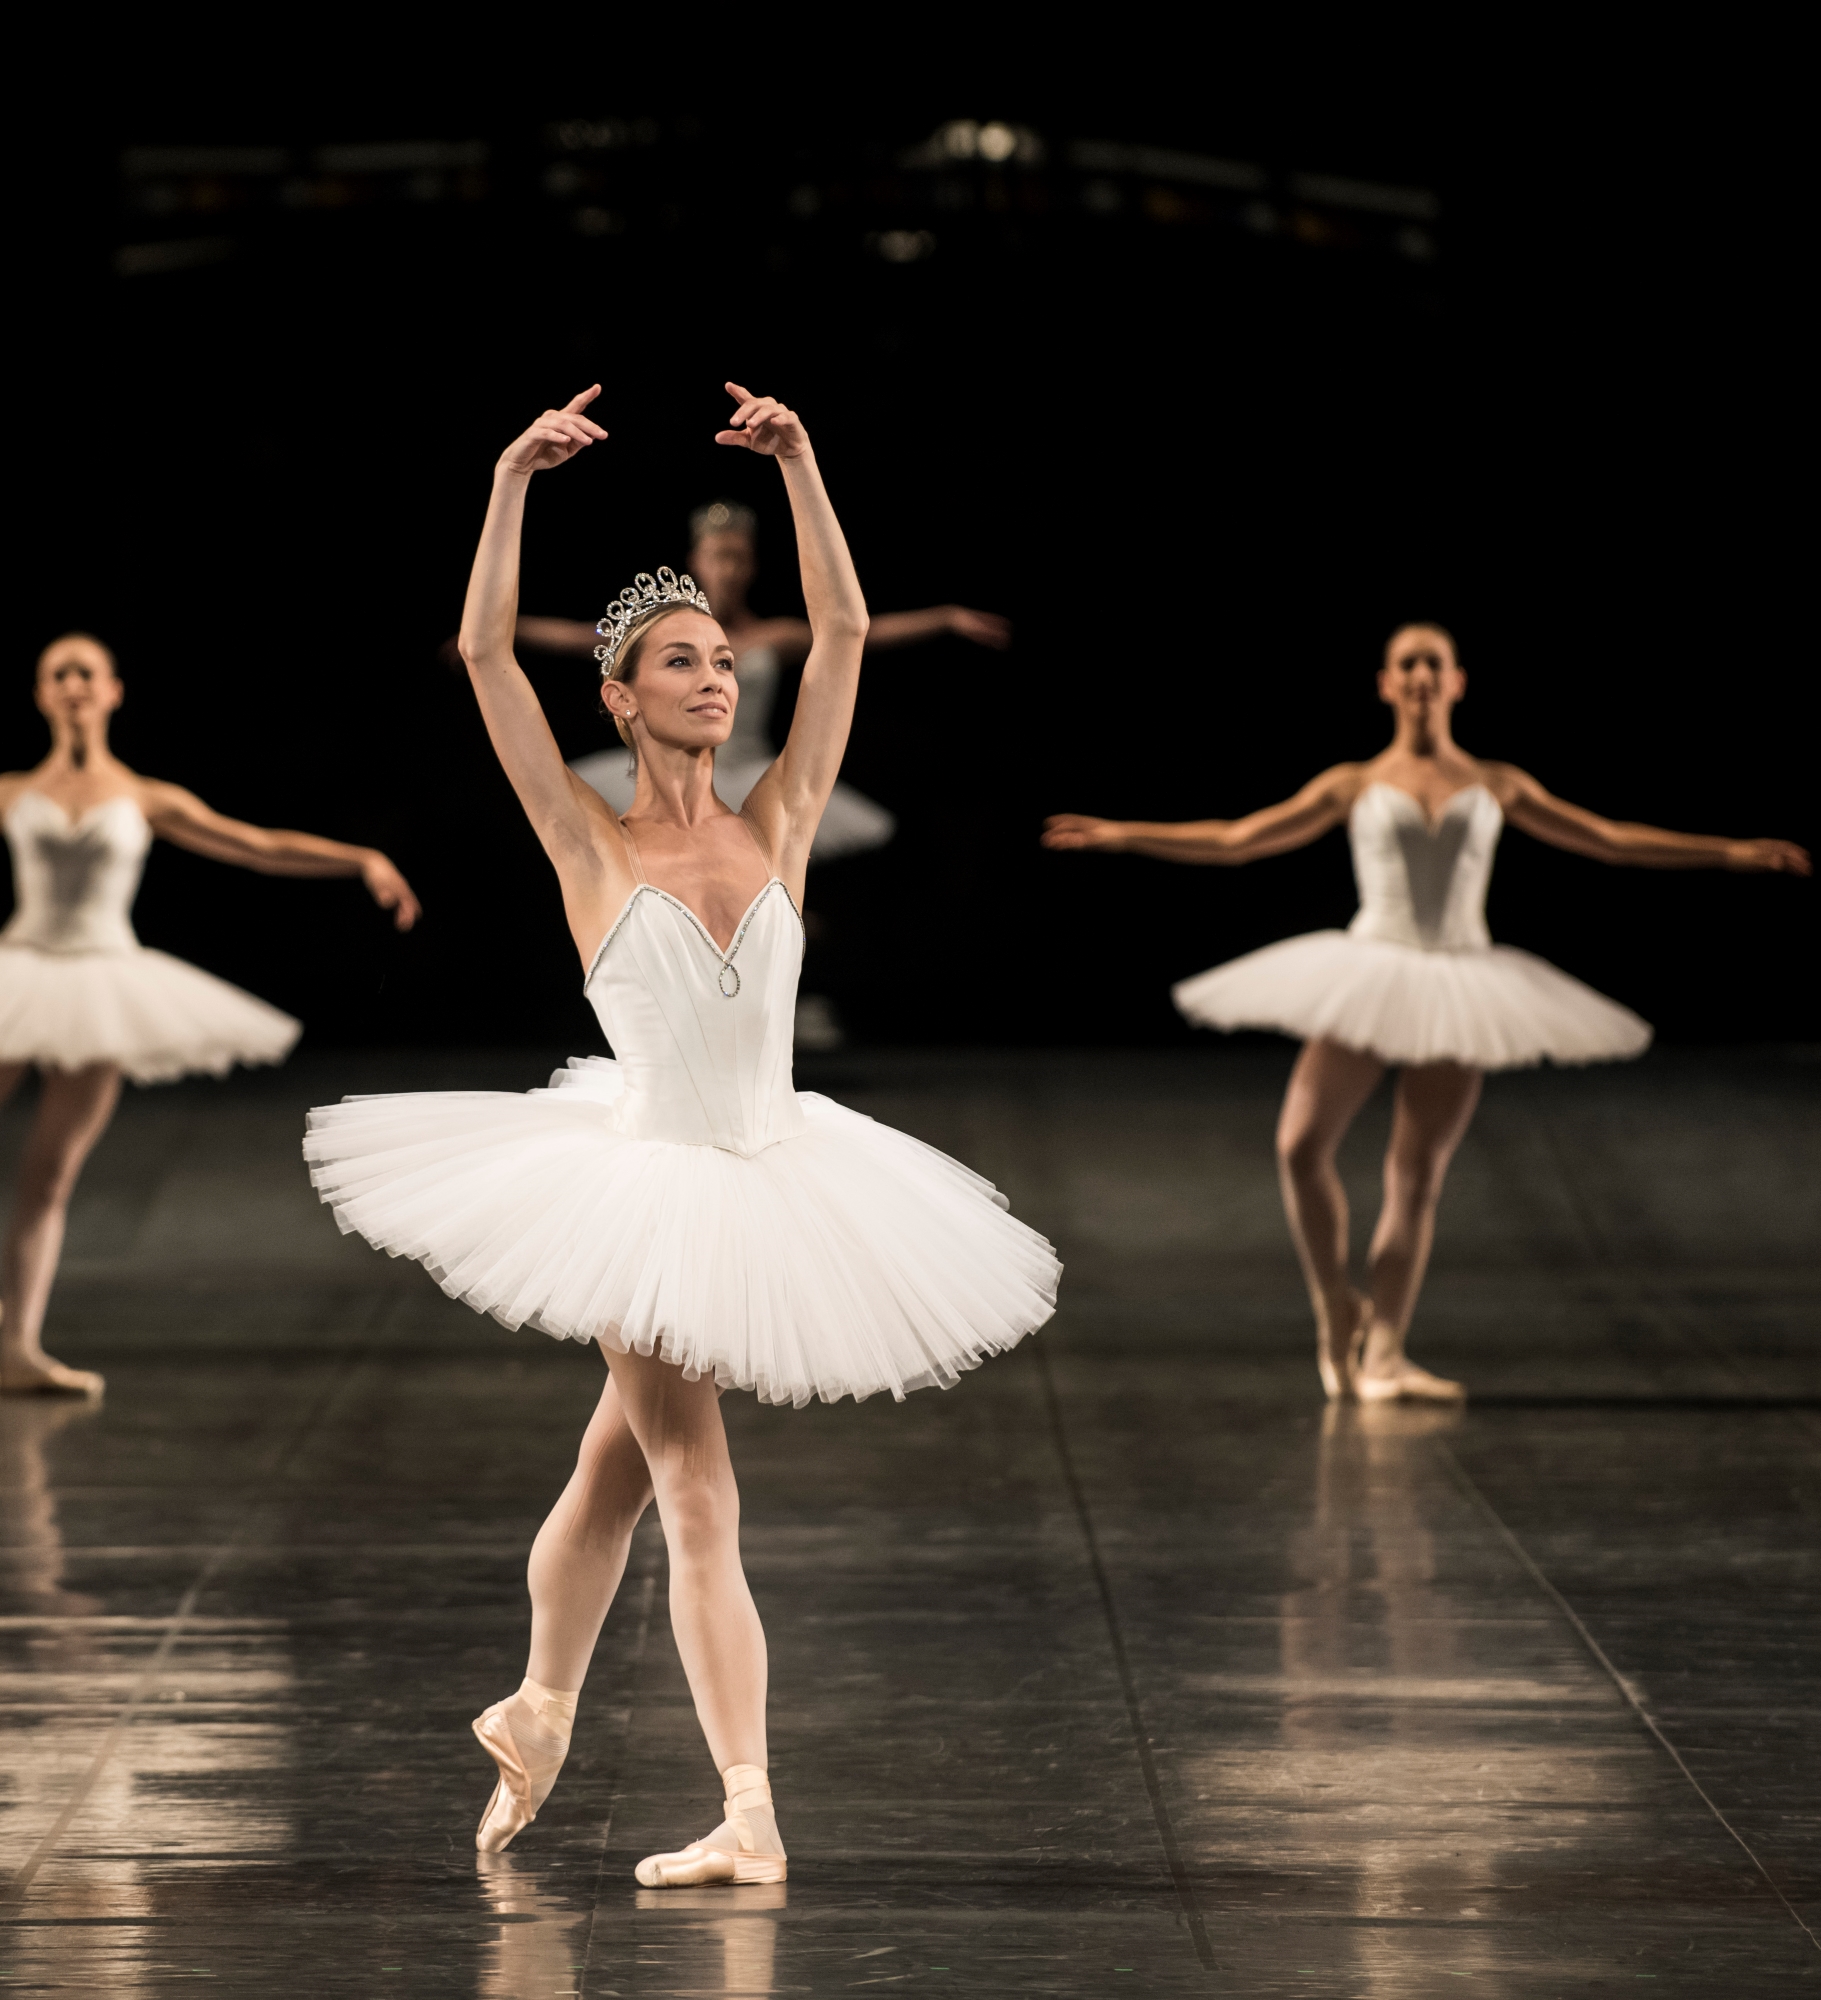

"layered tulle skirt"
[0,942,301,1083]
[305,1057,1060,1406]
[1173,929,1652,1070]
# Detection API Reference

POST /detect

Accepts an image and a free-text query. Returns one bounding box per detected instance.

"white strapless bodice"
[723,644,781,761]
[0,789,299,1080]
[2,792,149,954]
[1346,783,1500,953]
[583,879,806,1156]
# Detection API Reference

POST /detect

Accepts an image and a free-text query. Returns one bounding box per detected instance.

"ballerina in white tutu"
[0,633,421,1397]
[305,383,1058,1883]
[1043,622,1808,1403]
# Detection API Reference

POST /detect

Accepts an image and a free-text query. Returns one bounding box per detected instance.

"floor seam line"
[1434,1439,1819,1954]
[1035,1342,1217,1976]
[0,1550,227,1904]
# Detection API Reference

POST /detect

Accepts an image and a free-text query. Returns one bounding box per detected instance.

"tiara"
[593,566,712,676]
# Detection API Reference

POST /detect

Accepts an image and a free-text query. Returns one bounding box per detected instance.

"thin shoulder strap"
[734,809,778,879]
[615,816,648,885]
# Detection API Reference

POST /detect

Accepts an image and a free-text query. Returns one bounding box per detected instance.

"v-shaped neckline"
[13,790,143,833]
[1364,780,1492,833]
[586,877,802,982]
[613,812,785,954]
[639,877,784,958]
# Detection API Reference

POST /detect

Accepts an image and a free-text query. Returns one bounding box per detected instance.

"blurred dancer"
[1044,623,1808,1403]
[307,384,1057,1886]
[531,497,1009,842]
[524,502,1009,1048]
[0,634,420,1395]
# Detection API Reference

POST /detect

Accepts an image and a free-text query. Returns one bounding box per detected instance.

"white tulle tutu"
[0,942,301,1083]
[1173,930,1652,1070]
[305,1056,1059,1407]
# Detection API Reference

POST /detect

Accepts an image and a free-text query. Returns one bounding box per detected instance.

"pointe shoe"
[635,1764,788,1887]
[472,1678,577,1853]
[1355,1315,1466,1403]
[1,1354,105,1397]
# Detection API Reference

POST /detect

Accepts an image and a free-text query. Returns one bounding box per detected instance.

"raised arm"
[726,385,869,872]
[141,783,421,928]
[1043,766,1362,865]
[457,389,634,953]
[1494,766,1812,874]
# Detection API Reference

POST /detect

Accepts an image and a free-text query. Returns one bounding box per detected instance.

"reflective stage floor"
[2,1045,1817,1997]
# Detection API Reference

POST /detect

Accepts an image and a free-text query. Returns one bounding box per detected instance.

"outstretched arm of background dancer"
[141,785,421,928]
[458,386,628,944]
[1490,767,1811,873]
[507,604,1007,661]
[746,603,1010,659]
[724,385,869,869]
[1042,765,1364,865]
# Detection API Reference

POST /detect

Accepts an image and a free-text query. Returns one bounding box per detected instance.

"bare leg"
[1276,1038,1386,1398]
[526,1367,654,1688]
[1,1064,122,1396]
[474,1363,655,1850]
[605,1342,783,1869]
[1357,1061,1483,1401]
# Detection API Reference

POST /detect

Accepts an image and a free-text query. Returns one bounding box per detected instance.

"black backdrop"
[14,83,1814,1053]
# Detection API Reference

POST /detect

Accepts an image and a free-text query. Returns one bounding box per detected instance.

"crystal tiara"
[593,567,712,677]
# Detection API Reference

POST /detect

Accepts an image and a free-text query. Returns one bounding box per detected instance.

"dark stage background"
[14,89,1813,1052]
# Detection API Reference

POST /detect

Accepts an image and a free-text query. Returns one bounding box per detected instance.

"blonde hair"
[600,604,697,754]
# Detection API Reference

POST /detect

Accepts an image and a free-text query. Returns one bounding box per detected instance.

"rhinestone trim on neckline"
[585,879,801,991]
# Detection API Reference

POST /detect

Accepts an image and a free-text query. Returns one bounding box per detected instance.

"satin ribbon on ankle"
[632,1764,787,1886]
[719,1763,772,1852]
[518,1678,579,1729]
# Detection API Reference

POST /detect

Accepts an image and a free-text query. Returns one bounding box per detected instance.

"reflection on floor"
[0,1045,1816,1995]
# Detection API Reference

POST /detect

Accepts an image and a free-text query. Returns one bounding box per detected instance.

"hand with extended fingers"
[500,386,609,475]
[715,382,809,459]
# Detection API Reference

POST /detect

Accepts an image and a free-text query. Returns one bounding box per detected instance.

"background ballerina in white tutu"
[306,384,1056,1884]
[1043,622,1808,1403]
[515,496,1010,1049]
[0,633,421,1396]
[518,496,1010,844]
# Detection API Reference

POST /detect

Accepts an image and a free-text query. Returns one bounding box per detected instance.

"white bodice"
[2,792,149,954]
[724,644,781,764]
[584,879,805,1156]
[1346,782,1501,952]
